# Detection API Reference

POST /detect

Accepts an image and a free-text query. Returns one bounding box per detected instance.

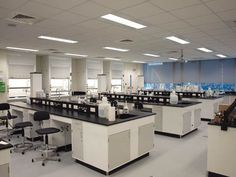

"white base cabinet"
[71,116,155,173]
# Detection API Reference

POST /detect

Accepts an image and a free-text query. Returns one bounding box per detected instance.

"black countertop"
[186,96,223,100]
[10,102,156,126]
[208,122,236,128]
[122,100,201,108]
[0,139,12,150]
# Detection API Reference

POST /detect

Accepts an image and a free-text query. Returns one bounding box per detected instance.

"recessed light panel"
[169,58,178,61]
[103,47,129,52]
[166,36,190,44]
[132,61,146,63]
[6,47,38,52]
[197,47,213,53]
[148,62,163,66]
[38,36,78,44]
[104,57,121,61]
[143,53,160,58]
[101,14,146,29]
[216,54,227,58]
[64,53,87,57]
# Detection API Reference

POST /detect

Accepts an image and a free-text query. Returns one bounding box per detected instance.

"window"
[50,79,70,96]
[9,79,31,98]
[87,79,98,94]
[111,79,122,92]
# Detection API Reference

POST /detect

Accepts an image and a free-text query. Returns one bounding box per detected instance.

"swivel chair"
[0,103,18,141]
[31,111,61,166]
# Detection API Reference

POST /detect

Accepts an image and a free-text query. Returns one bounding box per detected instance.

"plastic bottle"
[170,90,178,104]
[98,97,110,118]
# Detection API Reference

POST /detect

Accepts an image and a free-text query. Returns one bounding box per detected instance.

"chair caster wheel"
[58,159,61,162]
[22,152,25,155]
[41,154,43,157]
[17,136,20,138]
[32,159,34,163]
[8,139,11,141]
[42,163,45,166]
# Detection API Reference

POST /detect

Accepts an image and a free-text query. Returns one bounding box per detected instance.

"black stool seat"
[36,128,60,135]
[14,122,33,129]
[0,115,17,120]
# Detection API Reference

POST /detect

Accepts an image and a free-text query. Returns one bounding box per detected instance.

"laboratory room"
[0,0,236,177]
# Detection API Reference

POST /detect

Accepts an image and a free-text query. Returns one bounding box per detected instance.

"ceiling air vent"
[120,39,133,43]
[6,13,41,25]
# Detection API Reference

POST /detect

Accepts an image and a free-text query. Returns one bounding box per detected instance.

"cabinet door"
[182,112,191,135]
[108,130,130,170]
[138,123,154,156]
[71,120,83,160]
[194,108,201,128]
[0,164,9,177]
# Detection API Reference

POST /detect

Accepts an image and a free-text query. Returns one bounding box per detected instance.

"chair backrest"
[0,103,10,111]
[34,111,50,121]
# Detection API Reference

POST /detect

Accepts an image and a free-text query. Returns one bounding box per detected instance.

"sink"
[116,114,136,119]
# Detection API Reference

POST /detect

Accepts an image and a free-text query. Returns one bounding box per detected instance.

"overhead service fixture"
[166,36,190,44]
[143,53,160,58]
[65,53,88,57]
[169,49,188,63]
[101,14,146,29]
[6,47,38,52]
[197,47,213,53]
[216,54,227,58]
[38,36,78,44]
[103,47,129,52]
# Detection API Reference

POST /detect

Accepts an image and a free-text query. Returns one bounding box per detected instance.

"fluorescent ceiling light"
[132,61,146,63]
[166,36,190,44]
[6,47,38,52]
[104,57,121,61]
[38,35,78,44]
[103,47,129,52]
[197,47,213,53]
[101,14,146,29]
[169,58,178,61]
[64,53,87,57]
[143,53,160,58]
[148,62,163,66]
[216,54,227,58]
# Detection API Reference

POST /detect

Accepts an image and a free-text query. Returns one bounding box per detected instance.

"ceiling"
[0,0,236,63]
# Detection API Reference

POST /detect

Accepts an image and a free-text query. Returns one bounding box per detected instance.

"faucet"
[55,88,61,100]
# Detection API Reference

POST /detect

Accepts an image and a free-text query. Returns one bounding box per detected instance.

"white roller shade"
[87,60,102,79]
[8,52,36,78]
[50,57,71,78]
[111,62,123,78]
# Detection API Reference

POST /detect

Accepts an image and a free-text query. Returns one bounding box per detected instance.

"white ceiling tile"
[0,7,9,19]
[16,1,62,18]
[92,0,146,10]
[171,4,213,19]
[51,12,87,25]
[121,2,164,18]
[143,12,179,25]
[0,0,28,10]
[217,9,236,21]
[160,21,190,31]
[78,19,111,30]
[206,0,236,13]
[35,19,70,30]
[34,0,86,10]
[69,1,112,18]
[150,0,200,11]
[185,14,222,26]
